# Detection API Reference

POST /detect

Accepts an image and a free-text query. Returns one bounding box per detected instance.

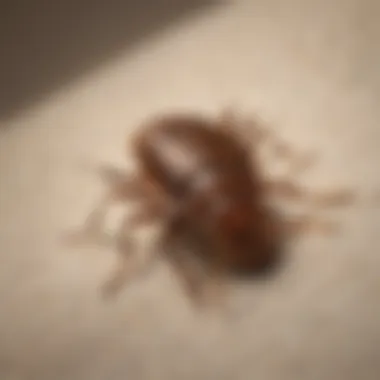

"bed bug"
[65,110,355,305]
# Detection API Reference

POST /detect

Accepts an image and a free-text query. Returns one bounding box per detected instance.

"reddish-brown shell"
[132,113,280,275]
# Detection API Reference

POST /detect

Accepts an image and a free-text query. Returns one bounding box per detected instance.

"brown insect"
[65,110,355,305]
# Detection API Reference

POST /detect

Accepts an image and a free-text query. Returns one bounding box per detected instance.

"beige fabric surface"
[0,1,379,379]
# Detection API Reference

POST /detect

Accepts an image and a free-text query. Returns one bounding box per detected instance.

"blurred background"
[0,0,379,379]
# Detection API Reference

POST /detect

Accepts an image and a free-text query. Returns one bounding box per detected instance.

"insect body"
[67,111,352,304]
[133,114,280,277]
